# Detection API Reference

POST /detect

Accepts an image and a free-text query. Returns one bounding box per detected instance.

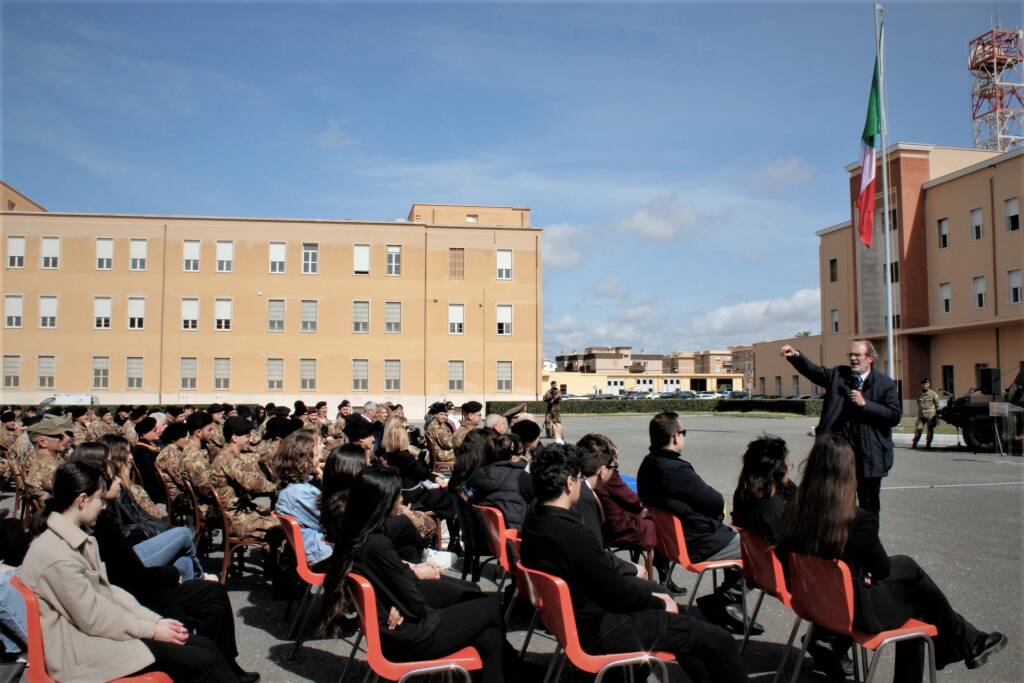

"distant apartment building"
[551,346,743,395]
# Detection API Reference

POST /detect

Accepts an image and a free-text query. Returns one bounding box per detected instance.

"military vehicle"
[938,367,1023,453]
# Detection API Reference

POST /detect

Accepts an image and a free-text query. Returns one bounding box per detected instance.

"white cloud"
[596,275,622,298]
[542,223,585,269]
[691,288,821,338]
[615,193,731,242]
[748,156,815,191]
[619,305,651,321]
[314,118,356,151]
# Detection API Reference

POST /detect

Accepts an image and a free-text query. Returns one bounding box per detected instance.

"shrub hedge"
[486,398,822,416]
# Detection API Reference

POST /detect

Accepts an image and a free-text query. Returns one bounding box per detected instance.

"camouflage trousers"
[544,411,560,438]
[226,509,280,540]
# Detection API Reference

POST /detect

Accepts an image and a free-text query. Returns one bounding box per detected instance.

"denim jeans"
[133,526,204,580]
[0,570,27,654]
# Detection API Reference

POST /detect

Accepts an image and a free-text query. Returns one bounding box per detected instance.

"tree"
[795,330,811,337]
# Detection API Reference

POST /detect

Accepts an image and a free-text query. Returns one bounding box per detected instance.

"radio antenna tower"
[969,27,1024,151]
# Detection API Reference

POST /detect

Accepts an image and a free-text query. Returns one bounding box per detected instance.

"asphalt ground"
[5,414,1021,682]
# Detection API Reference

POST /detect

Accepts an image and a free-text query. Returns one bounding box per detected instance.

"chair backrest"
[152,464,179,526]
[273,512,324,585]
[346,572,404,681]
[647,507,695,569]
[10,576,54,683]
[473,505,511,572]
[181,479,205,539]
[452,492,488,554]
[207,482,236,540]
[787,552,855,636]
[739,530,790,603]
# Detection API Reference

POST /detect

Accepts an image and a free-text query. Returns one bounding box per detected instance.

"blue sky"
[3,1,1019,357]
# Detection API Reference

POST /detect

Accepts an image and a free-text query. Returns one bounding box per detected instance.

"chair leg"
[219,542,235,584]
[288,585,320,660]
[787,621,813,683]
[686,569,707,608]
[551,650,567,683]
[520,608,539,659]
[772,616,803,683]
[863,646,883,683]
[503,587,518,623]
[338,629,363,683]
[739,591,766,654]
[287,584,312,638]
[542,647,563,683]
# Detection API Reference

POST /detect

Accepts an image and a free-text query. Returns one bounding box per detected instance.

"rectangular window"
[793,376,800,395]
[1006,197,1020,231]
[830,309,840,333]
[41,236,60,269]
[267,358,284,391]
[4,294,22,328]
[126,357,144,389]
[448,248,465,279]
[37,356,55,389]
[384,359,401,392]
[939,282,952,313]
[213,357,231,390]
[6,236,25,268]
[267,299,285,332]
[38,296,57,328]
[269,241,286,273]
[892,314,901,329]
[128,297,145,329]
[129,239,147,271]
[352,300,369,333]
[384,301,402,333]
[352,359,369,392]
[181,298,199,330]
[497,361,512,392]
[2,356,19,388]
[448,304,464,335]
[1009,269,1022,305]
[937,218,949,249]
[496,249,512,280]
[970,207,983,240]
[183,240,200,272]
[92,356,109,389]
[448,360,465,392]
[887,261,899,284]
[301,300,318,332]
[353,244,370,274]
[215,299,232,330]
[829,258,838,282]
[386,245,401,276]
[941,365,955,395]
[179,357,197,390]
[496,304,513,335]
[93,297,111,329]
[300,358,317,391]
[216,241,234,272]
[972,276,987,309]
[96,238,113,270]
[302,243,318,274]
[466,214,479,223]
[774,376,782,396]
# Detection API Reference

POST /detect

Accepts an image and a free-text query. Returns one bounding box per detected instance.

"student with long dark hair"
[779,434,1006,680]
[731,434,795,542]
[274,429,331,566]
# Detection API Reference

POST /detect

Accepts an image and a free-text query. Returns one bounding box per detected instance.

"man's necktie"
[852,375,863,390]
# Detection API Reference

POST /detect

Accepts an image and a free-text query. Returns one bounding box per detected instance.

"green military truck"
[938,367,1023,453]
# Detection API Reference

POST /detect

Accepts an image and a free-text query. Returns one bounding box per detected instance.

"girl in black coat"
[731,434,796,542]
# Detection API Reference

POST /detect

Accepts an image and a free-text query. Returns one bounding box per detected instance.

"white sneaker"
[422,549,456,570]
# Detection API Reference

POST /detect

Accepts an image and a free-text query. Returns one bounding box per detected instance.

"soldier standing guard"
[543,380,562,438]
[912,378,940,450]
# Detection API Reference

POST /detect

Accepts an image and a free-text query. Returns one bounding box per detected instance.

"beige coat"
[17,513,160,682]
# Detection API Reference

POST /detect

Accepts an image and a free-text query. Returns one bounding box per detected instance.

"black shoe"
[806,638,853,681]
[966,631,1006,670]
[696,596,758,635]
[446,539,464,556]
[236,672,260,683]
[723,603,764,636]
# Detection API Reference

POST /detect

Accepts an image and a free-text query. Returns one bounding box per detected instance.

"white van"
[38,394,99,408]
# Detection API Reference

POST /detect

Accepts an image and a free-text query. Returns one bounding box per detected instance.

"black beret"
[162,422,188,442]
[315,401,327,410]
[461,401,483,415]
[267,416,303,441]
[343,418,376,441]
[428,402,448,416]
[293,400,308,415]
[1,411,15,423]
[511,419,541,443]
[96,407,110,417]
[186,411,213,433]
[116,405,131,414]
[135,417,157,436]
[337,400,350,409]
[166,406,184,417]
[223,416,254,442]
[69,406,89,419]
[129,406,148,420]
[206,403,225,415]
[222,403,235,412]
[272,406,291,417]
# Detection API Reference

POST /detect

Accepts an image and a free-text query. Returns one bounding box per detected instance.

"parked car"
[696,391,718,400]
[726,391,750,399]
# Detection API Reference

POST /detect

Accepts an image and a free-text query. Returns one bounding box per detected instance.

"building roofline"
[842,142,1000,173]
[921,146,1024,190]
[0,181,47,211]
[409,203,530,211]
[815,220,852,237]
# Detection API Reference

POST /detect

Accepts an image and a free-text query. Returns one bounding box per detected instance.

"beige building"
[551,346,743,395]
[542,370,744,397]
[1,190,543,414]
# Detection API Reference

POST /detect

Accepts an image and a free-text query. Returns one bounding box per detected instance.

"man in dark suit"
[782,339,902,520]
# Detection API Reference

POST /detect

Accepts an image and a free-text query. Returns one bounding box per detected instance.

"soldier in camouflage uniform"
[424,402,455,475]
[205,403,227,458]
[68,406,92,449]
[178,412,218,521]
[155,422,189,507]
[209,416,279,540]
[453,401,482,449]
[330,401,353,443]
[0,410,21,484]
[121,406,148,445]
[543,381,562,438]
[23,415,73,507]
[912,378,940,450]
[87,407,120,441]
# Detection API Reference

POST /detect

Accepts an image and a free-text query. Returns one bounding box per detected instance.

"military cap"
[135,417,158,437]
[510,418,541,443]
[206,403,225,416]
[186,411,213,433]
[162,422,188,443]
[27,414,73,437]
[428,402,448,416]
[96,407,111,418]
[69,406,89,419]
[116,405,131,415]
[129,406,149,421]
[1,411,16,423]
[272,406,291,417]
[223,416,254,441]
[460,401,483,415]
[267,416,303,441]
[166,406,184,418]
[502,402,528,419]
[337,400,351,410]
[343,417,376,442]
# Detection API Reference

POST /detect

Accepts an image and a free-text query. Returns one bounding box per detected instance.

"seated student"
[381,417,457,529]
[155,422,190,507]
[104,433,166,520]
[273,428,332,567]
[778,434,1006,682]
[519,444,748,683]
[17,460,238,682]
[467,433,534,530]
[588,435,658,555]
[731,434,796,542]
[132,416,168,505]
[210,417,279,540]
[509,418,543,459]
[258,415,303,480]
[448,428,496,497]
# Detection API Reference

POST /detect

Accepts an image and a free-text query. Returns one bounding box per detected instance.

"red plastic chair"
[272,512,326,660]
[783,552,938,683]
[738,530,802,656]
[516,563,675,682]
[10,576,172,683]
[344,572,482,682]
[648,507,742,608]
[473,505,515,591]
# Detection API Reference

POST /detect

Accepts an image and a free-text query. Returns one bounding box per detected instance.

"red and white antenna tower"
[969,27,1024,151]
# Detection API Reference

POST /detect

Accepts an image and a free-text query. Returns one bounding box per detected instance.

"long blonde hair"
[381,416,410,453]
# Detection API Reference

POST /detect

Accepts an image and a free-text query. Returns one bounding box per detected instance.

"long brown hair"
[779,434,858,558]
[273,428,320,486]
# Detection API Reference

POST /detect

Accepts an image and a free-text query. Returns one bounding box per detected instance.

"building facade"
[551,346,743,395]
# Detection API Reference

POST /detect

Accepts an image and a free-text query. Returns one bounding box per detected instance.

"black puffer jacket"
[467,460,534,530]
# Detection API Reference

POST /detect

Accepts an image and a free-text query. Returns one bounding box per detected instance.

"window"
[496,304,512,335]
[386,245,401,275]
[384,359,401,391]
[941,365,955,395]
[496,249,512,280]
[975,363,990,388]
[301,300,318,332]
[352,359,368,392]
[300,358,317,391]
[37,356,55,389]
[215,299,232,330]
[497,361,512,392]
[352,301,369,333]
[216,241,234,272]
[448,304,464,335]
[5,200,12,211]
[267,299,285,332]
[466,214,479,223]
[448,248,465,279]
[759,377,765,395]
[183,240,200,272]
[269,242,286,273]
[41,237,60,269]
[128,297,145,329]
[972,276,987,309]
[353,244,370,275]
[213,358,230,390]
[181,298,199,330]
[302,243,318,274]
[937,218,949,249]
[39,296,57,328]
[96,238,113,270]
[4,295,22,328]
[267,358,284,391]
[448,360,464,392]
[830,309,840,333]
[793,376,800,395]
[939,282,952,313]
[92,356,109,389]
[129,239,147,271]
[1009,269,1022,305]
[1006,197,1019,231]
[126,357,143,389]
[887,261,899,284]
[970,208,983,240]
[179,357,197,390]
[384,301,402,333]
[774,376,782,396]
[829,258,838,282]
[93,297,111,329]
[2,356,19,388]
[6,236,24,268]
[892,314,901,329]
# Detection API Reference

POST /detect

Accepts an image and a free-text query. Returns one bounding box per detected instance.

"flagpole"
[875,3,896,381]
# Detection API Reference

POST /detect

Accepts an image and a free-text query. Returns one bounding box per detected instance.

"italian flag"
[856,58,881,248]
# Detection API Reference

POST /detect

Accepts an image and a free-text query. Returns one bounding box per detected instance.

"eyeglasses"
[604,461,619,470]
[847,353,866,358]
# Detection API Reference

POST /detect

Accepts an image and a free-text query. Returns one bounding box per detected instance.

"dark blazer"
[731,481,796,543]
[636,448,735,562]
[595,471,657,549]
[787,353,902,479]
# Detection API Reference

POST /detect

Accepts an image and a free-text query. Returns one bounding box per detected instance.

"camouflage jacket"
[544,387,562,414]
[122,422,139,445]
[25,451,64,505]
[207,423,226,456]
[180,439,214,499]
[210,449,276,514]
[12,432,33,466]
[453,423,474,449]
[71,423,91,448]
[916,389,939,419]
[255,439,280,481]
[0,426,18,452]
[88,420,121,441]
[155,444,186,503]
[425,419,455,465]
